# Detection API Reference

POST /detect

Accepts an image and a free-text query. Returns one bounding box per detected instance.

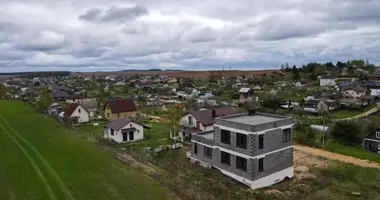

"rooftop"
[196,131,214,140]
[219,113,289,126]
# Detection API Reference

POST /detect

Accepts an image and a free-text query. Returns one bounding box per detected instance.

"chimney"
[118,96,122,105]
[248,108,256,116]
[212,109,216,118]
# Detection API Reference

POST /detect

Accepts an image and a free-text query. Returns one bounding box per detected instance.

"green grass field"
[0,100,173,200]
[330,110,361,119]
[325,140,380,163]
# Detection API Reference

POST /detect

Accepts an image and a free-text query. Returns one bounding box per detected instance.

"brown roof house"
[179,107,236,141]
[341,85,370,100]
[64,103,89,124]
[103,98,137,120]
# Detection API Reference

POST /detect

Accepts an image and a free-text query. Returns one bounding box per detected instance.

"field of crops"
[0,100,173,200]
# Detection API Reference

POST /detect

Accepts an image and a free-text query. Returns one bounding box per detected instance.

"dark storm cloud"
[79,5,149,24]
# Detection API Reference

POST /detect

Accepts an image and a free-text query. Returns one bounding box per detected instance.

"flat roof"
[221,114,286,125]
[195,131,214,140]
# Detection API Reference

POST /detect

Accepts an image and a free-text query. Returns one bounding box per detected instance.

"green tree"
[37,87,52,110]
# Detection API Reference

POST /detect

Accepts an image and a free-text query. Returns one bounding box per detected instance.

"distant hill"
[118,69,184,72]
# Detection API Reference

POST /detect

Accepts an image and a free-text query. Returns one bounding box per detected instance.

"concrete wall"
[252,148,293,180]
[212,148,254,180]
[214,118,293,157]
[192,142,214,165]
[252,128,293,156]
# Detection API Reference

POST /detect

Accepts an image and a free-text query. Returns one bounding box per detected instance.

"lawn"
[325,140,380,163]
[80,122,106,138]
[0,100,173,200]
[124,122,174,149]
[330,110,361,119]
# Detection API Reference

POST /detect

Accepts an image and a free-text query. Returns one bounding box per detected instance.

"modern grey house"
[187,109,294,189]
[363,130,380,154]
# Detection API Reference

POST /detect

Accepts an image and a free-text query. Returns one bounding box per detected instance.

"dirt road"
[294,145,380,169]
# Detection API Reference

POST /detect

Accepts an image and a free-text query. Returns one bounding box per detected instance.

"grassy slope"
[0,100,173,200]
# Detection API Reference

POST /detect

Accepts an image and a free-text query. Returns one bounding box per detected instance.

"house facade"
[104,118,145,143]
[238,88,254,103]
[341,86,370,100]
[179,108,236,141]
[188,111,294,190]
[363,131,380,154]
[64,103,89,123]
[104,98,137,120]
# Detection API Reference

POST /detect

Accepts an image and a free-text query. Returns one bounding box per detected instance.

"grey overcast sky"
[0,0,379,72]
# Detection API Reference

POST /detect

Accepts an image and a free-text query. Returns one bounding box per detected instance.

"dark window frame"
[221,129,231,144]
[220,151,231,166]
[204,146,212,159]
[236,133,247,149]
[259,134,264,149]
[194,143,198,155]
[258,158,264,172]
[236,156,247,172]
[283,128,292,143]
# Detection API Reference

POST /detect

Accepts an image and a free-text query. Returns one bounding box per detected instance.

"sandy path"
[294,145,380,169]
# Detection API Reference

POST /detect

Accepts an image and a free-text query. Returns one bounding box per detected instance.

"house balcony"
[191,130,215,147]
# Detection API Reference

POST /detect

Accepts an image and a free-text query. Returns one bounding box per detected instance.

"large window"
[204,146,212,159]
[220,151,231,166]
[283,128,292,143]
[236,156,247,172]
[110,129,114,136]
[221,129,231,144]
[236,133,247,149]
[194,143,198,155]
[376,132,380,139]
[259,134,264,149]
[258,158,264,172]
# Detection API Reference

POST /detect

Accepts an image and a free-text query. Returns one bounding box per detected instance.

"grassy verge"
[325,140,380,163]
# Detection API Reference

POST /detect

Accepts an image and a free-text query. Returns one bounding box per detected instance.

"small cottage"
[104,118,149,143]
[64,103,89,124]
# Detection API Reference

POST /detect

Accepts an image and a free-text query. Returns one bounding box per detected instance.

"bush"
[331,119,379,145]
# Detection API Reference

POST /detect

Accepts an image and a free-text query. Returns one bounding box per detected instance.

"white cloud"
[0,0,379,72]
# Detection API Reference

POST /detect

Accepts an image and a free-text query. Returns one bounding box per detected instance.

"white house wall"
[70,105,89,123]
[370,89,380,96]
[104,122,144,143]
[320,79,336,86]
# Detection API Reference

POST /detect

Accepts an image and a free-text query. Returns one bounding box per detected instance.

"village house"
[188,109,294,190]
[64,103,89,124]
[239,87,254,103]
[104,98,137,120]
[363,129,380,154]
[104,118,149,143]
[341,85,370,100]
[319,78,336,86]
[179,108,236,140]
[363,81,380,96]
[52,91,70,101]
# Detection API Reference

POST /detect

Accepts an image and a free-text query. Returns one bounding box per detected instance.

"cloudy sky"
[0,0,379,72]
